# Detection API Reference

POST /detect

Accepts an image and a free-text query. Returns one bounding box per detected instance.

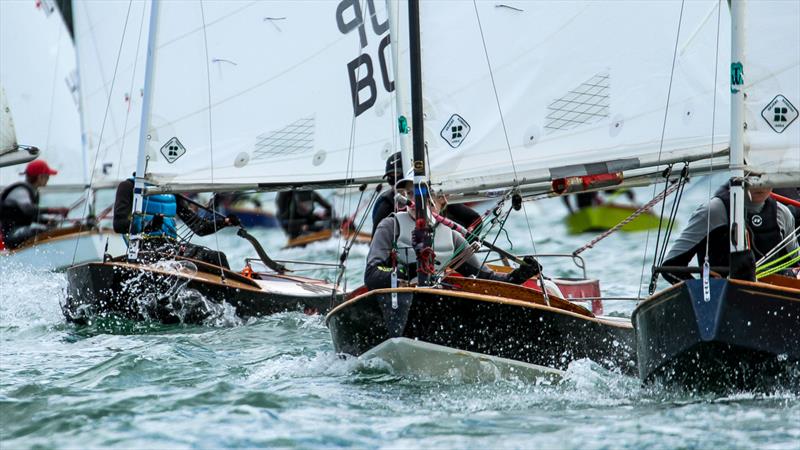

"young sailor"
[371,152,482,235]
[364,181,540,290]
[276,189,333,239]
[0,160,69,249]
[113,178,238,268]
[661,184,799,284]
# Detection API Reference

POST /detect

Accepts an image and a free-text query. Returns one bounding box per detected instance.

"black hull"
[64,262,338,325]
[327,288,636,375]
[633,279,800,391]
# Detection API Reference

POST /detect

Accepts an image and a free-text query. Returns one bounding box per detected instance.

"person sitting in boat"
[113,178,239,268]
[661,184,799,284]
[364,180,541,290]
[372,152,482,235]
[0,160,69,249]
[276,189,334,239]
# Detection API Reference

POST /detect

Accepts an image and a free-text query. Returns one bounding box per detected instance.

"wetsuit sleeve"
[450,232,511,282]
[313,191,333,215]
[113,179,134,233]
[364,217,399,290]
[175,195,228,236]
[660,198,727,284]
[776,203,799,263]
[446,204,482,230]
[371,191,395,235]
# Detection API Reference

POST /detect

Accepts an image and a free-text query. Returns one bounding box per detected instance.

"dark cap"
[384,152,402,179]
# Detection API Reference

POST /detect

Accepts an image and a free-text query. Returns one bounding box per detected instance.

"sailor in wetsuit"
[275,189,334,239]
[661,185,799,283]
[0,160,69,249]
[364,181,540,290]
[113,178,239,268]
[371,152,482,235]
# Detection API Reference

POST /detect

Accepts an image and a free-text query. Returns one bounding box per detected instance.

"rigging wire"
[199,0,227,282]
[704,0,724,272]
[471,1,547,299]
[70,0,135,265]
[636,0,686,298]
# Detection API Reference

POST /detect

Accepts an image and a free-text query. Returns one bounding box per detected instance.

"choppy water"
[2,181,798,449]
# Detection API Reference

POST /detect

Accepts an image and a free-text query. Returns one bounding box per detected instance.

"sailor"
[661,184,799,284]
[371,152,482,235]
[113,178,238,269]
[276,189,334,239]
[0,160,69,249]
[365,180,541,290]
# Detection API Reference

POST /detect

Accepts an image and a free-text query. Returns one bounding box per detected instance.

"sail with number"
[401,1,734,195]
[98,0,396,192]
[0,1,77,174]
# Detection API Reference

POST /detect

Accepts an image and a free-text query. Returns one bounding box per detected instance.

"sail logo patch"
[440,114,470,148]
[160,137,186,164]
[761,95,798,133]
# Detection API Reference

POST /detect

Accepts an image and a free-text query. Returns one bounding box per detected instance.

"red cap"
[24,160,58,177]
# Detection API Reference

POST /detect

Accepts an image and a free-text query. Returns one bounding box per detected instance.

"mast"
[728,0,748,266]
[386,0,413,175]
[72,15,94,219]
[407,0,433,286]
[127,0,160,261]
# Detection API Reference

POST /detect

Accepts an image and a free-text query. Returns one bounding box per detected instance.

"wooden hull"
[327,277,636,375]
[64,258,341,325]
[632,277,800,391]
[565,204,665,234]
[284,228,371,249]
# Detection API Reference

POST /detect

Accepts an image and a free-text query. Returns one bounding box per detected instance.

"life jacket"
[394,211,456,272]
[0,181,38,235]
[703,186,786,266]
[131,192,178,239]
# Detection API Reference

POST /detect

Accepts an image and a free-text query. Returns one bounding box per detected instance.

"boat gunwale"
[325,286,633,329]
[6,226,116,253]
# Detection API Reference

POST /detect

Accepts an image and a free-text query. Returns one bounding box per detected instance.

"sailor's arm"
[175,195,229,236]
[364,217,399,290]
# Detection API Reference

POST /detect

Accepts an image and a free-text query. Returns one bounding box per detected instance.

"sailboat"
[0,1,125,269]
[63,0,393,324]
[0,85,38,168]
[326,0,743,378]
[632,0,800,391]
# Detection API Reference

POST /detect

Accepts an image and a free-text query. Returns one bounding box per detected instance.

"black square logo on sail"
[160,137,186,164]
[761,95,798,134]
[440,114,471,148]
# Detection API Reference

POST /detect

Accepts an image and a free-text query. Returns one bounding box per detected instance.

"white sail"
[127,1,395,191]
[72,0,150,187]
[0,86,17,157]
[0,1,77,178]
[741,0,800,185]
[406,1,732,194]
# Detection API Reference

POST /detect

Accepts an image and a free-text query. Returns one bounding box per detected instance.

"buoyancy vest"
[394,211,456,272]
[0,181,38,234]
[704,186,786,266]
[132,193,178,238]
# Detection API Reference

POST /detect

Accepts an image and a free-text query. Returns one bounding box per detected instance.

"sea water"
[1,182,798,449]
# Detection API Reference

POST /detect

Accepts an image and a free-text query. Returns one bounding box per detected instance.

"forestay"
[412,1,733,194]
[134,1,394,191]
[740,0,799,185]
[0,1,79,180]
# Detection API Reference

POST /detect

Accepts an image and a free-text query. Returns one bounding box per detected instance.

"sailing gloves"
[508,256,542,284]
[225,214,240,227]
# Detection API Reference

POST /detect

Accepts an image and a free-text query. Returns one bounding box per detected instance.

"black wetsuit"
[276,190,333,238]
